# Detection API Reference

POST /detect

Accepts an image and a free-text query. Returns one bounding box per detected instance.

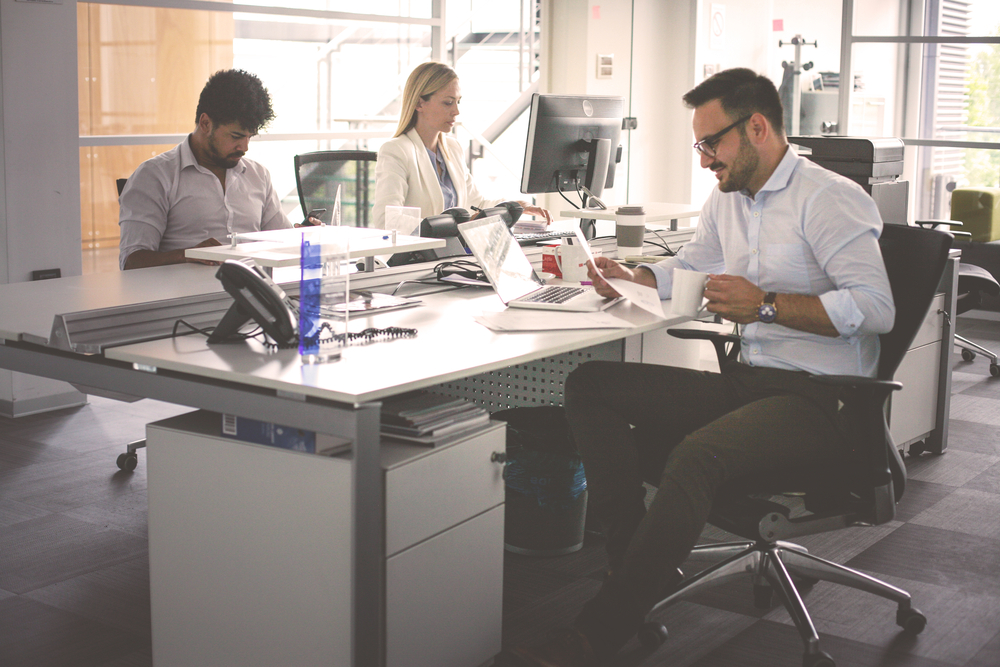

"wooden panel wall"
[78,3,234,251]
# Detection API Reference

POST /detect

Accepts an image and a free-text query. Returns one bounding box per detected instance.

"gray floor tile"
[25,555,151,639]
[846,523,1000,597]
[909,487,1000,541]
[0,595,146,667]
[905,446,1000,487]
[945,419,1000,456]
[0,514,146,595]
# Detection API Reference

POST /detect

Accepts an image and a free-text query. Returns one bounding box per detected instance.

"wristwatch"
[757,292,778,324]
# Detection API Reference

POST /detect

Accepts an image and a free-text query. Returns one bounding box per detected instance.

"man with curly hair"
[118,69,292,269]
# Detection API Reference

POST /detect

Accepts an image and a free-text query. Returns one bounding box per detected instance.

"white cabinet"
[146,411,506,667]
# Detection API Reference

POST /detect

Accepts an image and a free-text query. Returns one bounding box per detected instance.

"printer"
[789,136,908,225]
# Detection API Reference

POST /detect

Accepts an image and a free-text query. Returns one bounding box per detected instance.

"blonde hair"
[394,62,459,138]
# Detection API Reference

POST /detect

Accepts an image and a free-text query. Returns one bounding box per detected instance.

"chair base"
[956,334,1000,377]
[639,540,926,666]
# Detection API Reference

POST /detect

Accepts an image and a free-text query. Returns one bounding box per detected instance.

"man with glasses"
[511,68,895,666]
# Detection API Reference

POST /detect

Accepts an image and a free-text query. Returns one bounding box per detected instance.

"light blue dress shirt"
[645,147,895,377]
[427,147,458,211]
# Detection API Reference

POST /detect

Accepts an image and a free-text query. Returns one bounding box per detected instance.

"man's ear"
[196,112,214,135]
[747,113,769,144]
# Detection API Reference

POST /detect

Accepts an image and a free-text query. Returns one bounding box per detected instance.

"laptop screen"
[459,216,544,304]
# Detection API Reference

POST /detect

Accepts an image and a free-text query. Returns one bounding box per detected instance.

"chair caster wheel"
[990,363,1000,378]
[962,348,976,362]
[116,452,138,472]
[636,622,668,649]
[897,607,927,635]
[803,650,835,667]
[753,583,773,608]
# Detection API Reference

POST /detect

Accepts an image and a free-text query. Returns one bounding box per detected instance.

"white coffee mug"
[555,241,590,283]
[671,268,710,318]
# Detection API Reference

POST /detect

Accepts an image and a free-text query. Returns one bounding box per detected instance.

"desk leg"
[349,403,385,666]
[926,256,958,455]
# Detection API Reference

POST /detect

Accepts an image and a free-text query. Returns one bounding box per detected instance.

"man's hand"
[585,256,657,298]
[703,274,765,324]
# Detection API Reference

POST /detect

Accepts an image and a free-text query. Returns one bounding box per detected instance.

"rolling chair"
[293,150,377,227]
[638,224,952,667]
[915,220,1000,377]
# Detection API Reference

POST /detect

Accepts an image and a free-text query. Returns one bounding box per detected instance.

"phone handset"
[208,259,298,345]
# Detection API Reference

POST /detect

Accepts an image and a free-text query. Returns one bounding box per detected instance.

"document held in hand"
[573,228,666,319]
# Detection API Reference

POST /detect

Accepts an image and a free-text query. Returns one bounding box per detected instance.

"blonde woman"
[372,62,550,230]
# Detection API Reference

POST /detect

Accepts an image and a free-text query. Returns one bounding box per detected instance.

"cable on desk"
[259,323,418,351]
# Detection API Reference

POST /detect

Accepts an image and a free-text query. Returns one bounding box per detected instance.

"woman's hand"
[518,202,552,224]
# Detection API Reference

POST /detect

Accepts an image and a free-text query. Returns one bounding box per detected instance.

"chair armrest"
[915,220,971,238]
[668,329,741,366]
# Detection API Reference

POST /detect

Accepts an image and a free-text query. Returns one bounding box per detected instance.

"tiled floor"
[0,318,998,667]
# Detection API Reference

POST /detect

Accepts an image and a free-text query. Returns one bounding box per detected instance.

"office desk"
[0,266,682,667]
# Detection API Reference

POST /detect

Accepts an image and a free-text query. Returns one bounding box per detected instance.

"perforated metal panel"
[430,340,624,412]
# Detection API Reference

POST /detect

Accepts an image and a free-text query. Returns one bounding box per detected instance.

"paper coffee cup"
[671,268,709,318]
[616,205,646,258]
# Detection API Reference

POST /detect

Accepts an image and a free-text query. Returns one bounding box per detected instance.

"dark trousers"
[563,360,851,658]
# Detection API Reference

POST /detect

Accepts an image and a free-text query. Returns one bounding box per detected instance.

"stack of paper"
[381,391,491,446]
[512,219,547,234]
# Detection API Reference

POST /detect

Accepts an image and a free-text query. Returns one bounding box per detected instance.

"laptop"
[458,216,621,312]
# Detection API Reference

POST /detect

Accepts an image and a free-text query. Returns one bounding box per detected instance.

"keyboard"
[519,285,586,304]
[513,230,578,245]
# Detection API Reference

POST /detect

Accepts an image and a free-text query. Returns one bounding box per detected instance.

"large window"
[80,0,542,269]
[839,0,1000,219]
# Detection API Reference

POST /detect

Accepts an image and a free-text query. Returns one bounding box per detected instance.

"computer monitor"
[520,93,624,206]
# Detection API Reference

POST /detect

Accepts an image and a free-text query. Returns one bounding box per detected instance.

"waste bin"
[493,406,588,557]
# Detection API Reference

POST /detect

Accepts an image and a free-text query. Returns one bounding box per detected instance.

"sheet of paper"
[473,310,636,332]
[572,226,666,319]
[604,278,667,318]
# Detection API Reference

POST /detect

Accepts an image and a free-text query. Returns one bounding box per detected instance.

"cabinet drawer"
[386,505,504,667]
[890,341,940,446]
[385,423,505,555]
[911,293,945,349]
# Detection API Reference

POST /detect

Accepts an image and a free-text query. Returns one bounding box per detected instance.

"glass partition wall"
[80,0,542,271]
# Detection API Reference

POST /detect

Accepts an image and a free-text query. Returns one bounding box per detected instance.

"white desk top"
[560,202,701,223]
[105,288,686,405]
[0,264,220,344]
[185,226,446,268]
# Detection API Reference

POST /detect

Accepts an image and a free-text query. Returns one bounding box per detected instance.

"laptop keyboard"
[519,285,587,304]
[514,230,578,245]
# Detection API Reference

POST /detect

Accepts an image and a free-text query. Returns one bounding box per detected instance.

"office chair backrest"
[876,224,953,382]
[294,150,378,227]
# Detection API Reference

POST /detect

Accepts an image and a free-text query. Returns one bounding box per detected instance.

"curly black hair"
[682,68,785,136]
[195,69,275,135]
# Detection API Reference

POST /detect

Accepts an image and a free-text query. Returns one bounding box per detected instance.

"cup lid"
[616,205,645,215]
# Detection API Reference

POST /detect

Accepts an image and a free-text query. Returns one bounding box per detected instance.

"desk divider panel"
[430,340,624,412]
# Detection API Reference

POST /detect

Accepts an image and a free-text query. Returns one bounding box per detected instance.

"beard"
[206,133,244,170]
[711,132,758,193]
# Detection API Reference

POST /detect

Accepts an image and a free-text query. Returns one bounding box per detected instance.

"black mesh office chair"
[293,150,377,227]
[638,224,952,667]
[953,261,1000,376]
[915,221,1000,377]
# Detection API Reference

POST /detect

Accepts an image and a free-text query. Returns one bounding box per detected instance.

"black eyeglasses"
[692,115,752,158]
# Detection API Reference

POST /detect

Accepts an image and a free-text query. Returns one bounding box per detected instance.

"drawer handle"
[490,451,507,464]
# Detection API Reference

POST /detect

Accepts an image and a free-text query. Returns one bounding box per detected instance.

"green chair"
[951,187,1000,243]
